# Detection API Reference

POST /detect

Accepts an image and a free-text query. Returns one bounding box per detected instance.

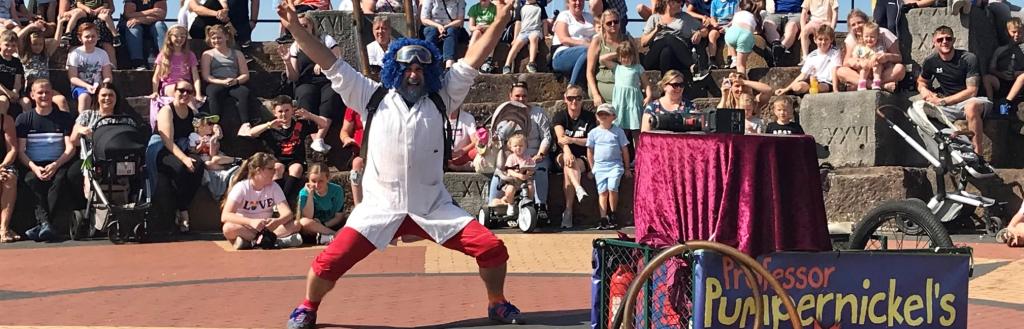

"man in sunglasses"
[918,26,993,155]
[277,1,526,328]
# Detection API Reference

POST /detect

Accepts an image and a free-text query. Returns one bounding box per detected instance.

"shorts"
[71,86,90,100]
[516,29,541,42]
[765,12,800,27]
[725,26,755,53]
[592,164,624,193]
[938,97,994,120]
[555,153,589,173]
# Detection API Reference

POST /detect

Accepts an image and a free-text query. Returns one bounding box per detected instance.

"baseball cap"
[596,104,616,116]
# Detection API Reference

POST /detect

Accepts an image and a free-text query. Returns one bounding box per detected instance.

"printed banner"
[692,251,969,329]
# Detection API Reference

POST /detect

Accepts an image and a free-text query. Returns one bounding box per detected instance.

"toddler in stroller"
[476,101,541,232]
[72,114,152,243]
[490,133,536,209]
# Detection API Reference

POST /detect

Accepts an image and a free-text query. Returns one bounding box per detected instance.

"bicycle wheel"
[848,199,953,250]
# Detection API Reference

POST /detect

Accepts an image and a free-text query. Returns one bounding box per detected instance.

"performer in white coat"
[278,1,525,328]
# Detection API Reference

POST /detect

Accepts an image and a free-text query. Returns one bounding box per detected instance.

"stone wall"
[902,7,998,75]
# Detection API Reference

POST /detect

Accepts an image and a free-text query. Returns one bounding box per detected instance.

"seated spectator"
[587,103,630,230]
[707,0,737,67]
[420,0,468,70]
[17,79,78,242]
[18,28,69,113]
[70,83,146,197]
[741,93,763,133]
[201,25,254,125]
[917,26,992,155]
[765,95,804,134]
[552,84,595,229]
[551,0,595,86]
[361,0,407,13]
[120,0,168,70]
[834,9,905,92]
[239,95,328,205]
[366,16,391,68]
[775,24,839,95]
[447,108,478,172]
[61,0,121,66]
[723,0,758,73]
[188,0,253,48]
[486,81,552,216]
[280,13,341,152]
[0,0,25,31]
[297,163,344,245]
[66,22,113,115]
[150,25,202,123]
[339,107,365,205]
[275,0,330,44]
[154,80,206,233]
[221,152,303,250]
[641,70,695,132]
[590,0,628,27]
[848,22,893,90]
[797,0,837,60]
[467,0,497,71]
[874,0,934,38]
[763,0,801,64]
[984,18,1024,114]
[501,0,543,74]
[0,100,16,243]
[187,113,236,170]
[640,0,704,79]
[0,30,24,117]
[587,9,631,105]
[718,71,772,109]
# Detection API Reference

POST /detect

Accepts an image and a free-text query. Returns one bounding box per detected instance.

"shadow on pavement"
[320,309,591,329]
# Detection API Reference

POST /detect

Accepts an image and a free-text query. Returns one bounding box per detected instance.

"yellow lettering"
[926,278,933,324]
[887,279,904,326]
[739,296,757,328]
[771,295,791,329]
[816,293,834,321]
[939,294,956,326]
[705,278,722,327]
[904,295,924,326]
[718,297,742,326]
[859,279,871,324]
[836,294,859,324]
[797,294,815,326]
[868,291,887,324]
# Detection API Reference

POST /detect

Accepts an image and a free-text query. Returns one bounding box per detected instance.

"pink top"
[504,153,536,182]
[158,51,198,86]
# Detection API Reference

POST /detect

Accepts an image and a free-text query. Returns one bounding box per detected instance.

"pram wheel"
[518,205,537,233]
[107,220,125,245]
[478,207,492,229]
[985,216,1004,236]
[849,199,953,250]
[69,210,90,241]
[133,222,149,242]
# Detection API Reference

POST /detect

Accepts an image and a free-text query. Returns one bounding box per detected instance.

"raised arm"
[278,2,341,74]
[462,0,513,69]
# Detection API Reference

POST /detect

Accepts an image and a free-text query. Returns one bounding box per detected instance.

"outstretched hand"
[277,1,300,32]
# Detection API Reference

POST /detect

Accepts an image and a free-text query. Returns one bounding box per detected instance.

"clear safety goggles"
[395,45,433,65]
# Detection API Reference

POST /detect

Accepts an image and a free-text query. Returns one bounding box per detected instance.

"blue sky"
[157,0,861,41]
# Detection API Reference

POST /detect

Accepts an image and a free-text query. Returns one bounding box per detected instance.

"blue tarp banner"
[692,251,970,329]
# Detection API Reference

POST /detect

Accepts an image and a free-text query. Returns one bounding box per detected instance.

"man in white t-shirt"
[366,15,392,67]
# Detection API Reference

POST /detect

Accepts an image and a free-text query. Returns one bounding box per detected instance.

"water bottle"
[809,76,820,94]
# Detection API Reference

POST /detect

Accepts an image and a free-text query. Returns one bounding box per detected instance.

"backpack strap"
[358,86,389,160]
[428,92,453,173]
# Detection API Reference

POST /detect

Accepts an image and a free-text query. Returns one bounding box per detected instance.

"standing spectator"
[366,16,392,68]
[551,0,595,86]
[297,163,344,245]
[834,10,905,92]
[798,0,837,60]
[917,26,992,155]
[17,79,77,242]
[641,70,695,132]
[339,107,364,205]
[501,0,543,74]
[486,81,552,218]
[18,29,69,113]
[221,152,302,250]
[984,18,1024,114]
[467,0,497,71]
[447,108,478,172]
[421,0,468,70]
[66,23,113,115]
[280,13,341,153]
[723,0,757,73]
[154,80,206,233]
[775,24,839,95]
[201,25,254,125]
[598,41,652,142]
[763,0,802,64]
[552,84,595,229]
[587,9,630,106]
[0,31,24,117]
[0,95,15,243]
[640,0,704,78]
[586,103,630,230]
[120,0,168,70]
[874,0,934,38]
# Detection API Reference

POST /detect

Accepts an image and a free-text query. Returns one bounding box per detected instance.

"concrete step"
[48,69,286,99]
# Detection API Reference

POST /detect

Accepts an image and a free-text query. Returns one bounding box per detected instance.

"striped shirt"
[15,109,73,162]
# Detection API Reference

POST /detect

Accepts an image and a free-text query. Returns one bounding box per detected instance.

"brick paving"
[1,233,1022,328]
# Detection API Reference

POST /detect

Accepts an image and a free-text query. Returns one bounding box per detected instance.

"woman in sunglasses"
[586,8,632,106]
[154,80,206,233]
[641,70,695,132]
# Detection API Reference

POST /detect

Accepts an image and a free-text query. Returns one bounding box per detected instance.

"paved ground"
[1,229,1022,329]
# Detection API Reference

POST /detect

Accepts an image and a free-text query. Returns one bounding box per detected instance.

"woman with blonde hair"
[201,24,254,124]
[641,70,693,132]
[586,9,631,105]
[717,71,772,110]
[222,152,302,250]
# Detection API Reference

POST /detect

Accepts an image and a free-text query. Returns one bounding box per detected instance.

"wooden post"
[351,0,372,75]
[402,0,417,37]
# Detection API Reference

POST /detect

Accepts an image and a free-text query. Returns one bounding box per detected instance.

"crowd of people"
[0,0,1018,248]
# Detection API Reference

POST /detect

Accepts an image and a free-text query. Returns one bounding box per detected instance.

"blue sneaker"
[488,301,524,324]
[1000,102,1014,116]
[24,225,41,242]
[286,306,317,329]
[38,222,55,242]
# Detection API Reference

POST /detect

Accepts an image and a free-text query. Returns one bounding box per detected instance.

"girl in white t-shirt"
[221,152,302,250]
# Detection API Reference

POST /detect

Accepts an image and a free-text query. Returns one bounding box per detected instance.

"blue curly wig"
[380,38,444,93]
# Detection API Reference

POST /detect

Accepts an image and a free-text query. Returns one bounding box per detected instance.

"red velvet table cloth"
[633,132,831,256]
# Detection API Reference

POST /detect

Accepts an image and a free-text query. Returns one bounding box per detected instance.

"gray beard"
[397,84,426,105]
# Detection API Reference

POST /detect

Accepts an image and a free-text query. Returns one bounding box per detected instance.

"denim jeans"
[122,21,168,62]
[422,26,467,62]
[551,46,588,85]
[488,156,551,207]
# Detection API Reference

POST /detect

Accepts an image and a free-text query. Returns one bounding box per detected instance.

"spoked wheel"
[849,199,953,250]
[985,216,1004,236]
[107,220,125,245]
[133,222,149,243]
[518,206,538,233]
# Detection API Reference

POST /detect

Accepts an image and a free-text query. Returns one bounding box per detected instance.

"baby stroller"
[476,101,540,233]
[70,115,153,244]
[852,102,1005,248]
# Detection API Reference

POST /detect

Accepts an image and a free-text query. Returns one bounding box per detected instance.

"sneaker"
[316,233,334,245]
[607,213,620,230]
[277,234,304,248]
[871,79,882,90]
[487,301,524,324]
[857,80,868,91]
[177,211,191,233]
[727,57,737,69]
[59,34,72,48]
[999,102,1014,116]
[112,36,122,47]
[287,306,317,329]
[38,222,55,241]
[310,138,331,153]
[240,40,252,50]
[560,210,573,229]
[575,186,588,202]
[24,225,41,242]
[502,65,512,74]
[233,237,253,250]
[526,62,537,73]
[481,59,493,73]
[276,34,294,44]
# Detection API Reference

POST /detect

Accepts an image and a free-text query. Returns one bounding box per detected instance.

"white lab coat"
[323,58,479,250]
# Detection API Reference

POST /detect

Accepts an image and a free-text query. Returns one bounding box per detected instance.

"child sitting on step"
[502,0,544,74]
[775,24,840,96]
[984,18,1024,115]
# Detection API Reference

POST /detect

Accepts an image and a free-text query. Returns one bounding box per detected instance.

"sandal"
[1,229,19,243]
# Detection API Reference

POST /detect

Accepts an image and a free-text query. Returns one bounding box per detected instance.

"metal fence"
[594,238,693,329]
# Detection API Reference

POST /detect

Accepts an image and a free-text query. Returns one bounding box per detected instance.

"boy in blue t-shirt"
[586,104,631,230]
[296,164,346,245]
